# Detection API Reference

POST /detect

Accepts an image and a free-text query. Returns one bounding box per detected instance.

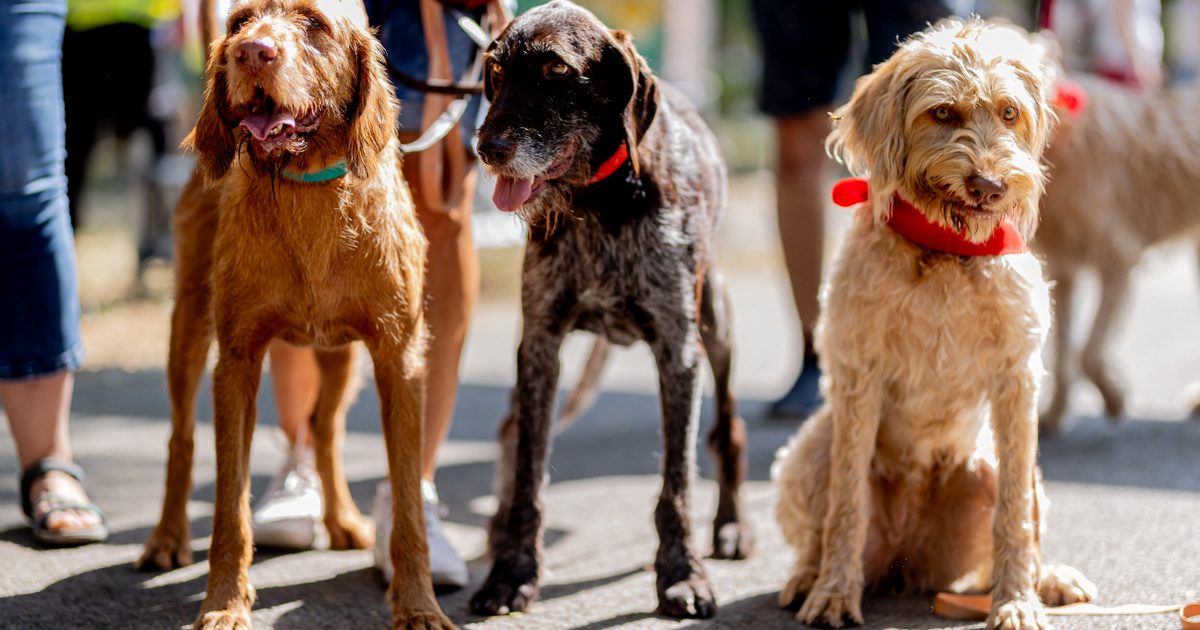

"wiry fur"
[468,0,751,620]
[1036,76,1200,432]
[136,1,453,628]
[772,19,1096,629]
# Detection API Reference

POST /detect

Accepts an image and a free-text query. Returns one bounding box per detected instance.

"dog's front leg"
[652,330,717,619]
[371,337,455,630]
[987,366,1046,630]
[796,366,882,628]
[470,329,564,616]
[196,334,272,630]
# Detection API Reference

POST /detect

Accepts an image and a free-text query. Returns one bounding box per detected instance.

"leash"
[934,593,1200,628]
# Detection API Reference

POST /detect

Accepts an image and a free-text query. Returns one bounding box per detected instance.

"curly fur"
[773,19,1096,629]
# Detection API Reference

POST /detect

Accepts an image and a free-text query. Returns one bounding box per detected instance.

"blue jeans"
[0,0,84,380]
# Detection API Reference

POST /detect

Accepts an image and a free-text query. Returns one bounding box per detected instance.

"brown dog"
[134,0,452,628]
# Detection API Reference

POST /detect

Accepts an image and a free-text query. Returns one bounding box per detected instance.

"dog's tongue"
[239,112,297,141]
[492,176,533,213]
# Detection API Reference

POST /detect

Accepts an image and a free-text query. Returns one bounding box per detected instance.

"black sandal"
[20,459,108,546]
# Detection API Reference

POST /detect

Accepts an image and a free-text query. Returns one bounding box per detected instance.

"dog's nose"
[478,135,515,165]
[965,174,1007,205]
[235,38,278,72]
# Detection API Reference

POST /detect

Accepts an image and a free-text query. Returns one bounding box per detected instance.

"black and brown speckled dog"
[468,0,750,620]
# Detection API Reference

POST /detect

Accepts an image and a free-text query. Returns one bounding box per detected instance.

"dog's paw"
[796,584,863,628]
[778,567,817,610]
[469,565,539,616]
[194,609,252,630]
[988,595,1047,630]
[326,512,374,550]
[392,610,456,630]
[656,573,717,619]
[1039,565,1097,607]
[711,520,755,560]
[137,526,193,571]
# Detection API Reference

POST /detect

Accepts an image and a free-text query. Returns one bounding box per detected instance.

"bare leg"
[770,110,830,417]
[405,157,480,482]
[1,372,99,533]
[268,339,319,446]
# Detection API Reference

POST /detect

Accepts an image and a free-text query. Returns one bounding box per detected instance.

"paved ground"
[2,173,1199,629]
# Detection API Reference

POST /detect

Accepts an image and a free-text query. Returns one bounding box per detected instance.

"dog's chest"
[528,216,697,346]
[824,227,1051,459]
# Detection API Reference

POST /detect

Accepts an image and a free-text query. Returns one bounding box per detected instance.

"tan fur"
[135,1,453,628]
[773,20,1096,629]
[1036,76,1200,432]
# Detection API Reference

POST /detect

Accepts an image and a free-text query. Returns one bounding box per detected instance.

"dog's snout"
[478,134,515,165]
[235,38,278,72]
[965,174,1006,204]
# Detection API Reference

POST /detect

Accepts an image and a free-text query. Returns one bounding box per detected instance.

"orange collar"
[588,142,630,185]
[832,177,1029,256]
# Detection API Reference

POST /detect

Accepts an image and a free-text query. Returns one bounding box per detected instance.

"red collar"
[832,177,1029,256]
[588,142,629,185]
[1053,80,1088,117]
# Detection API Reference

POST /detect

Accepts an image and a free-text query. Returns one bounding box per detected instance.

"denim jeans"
[0,0,84,379]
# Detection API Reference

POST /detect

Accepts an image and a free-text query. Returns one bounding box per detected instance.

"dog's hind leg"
[1081,269,1130,422]
[311,343,373,550]
[651,322,717,619]
[699,270,753,560]
[471,328,566,616]
[139,171,215,571]
[1040,268,1076,434]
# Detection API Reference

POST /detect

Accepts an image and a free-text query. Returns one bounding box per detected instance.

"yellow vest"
[67,0,181,31]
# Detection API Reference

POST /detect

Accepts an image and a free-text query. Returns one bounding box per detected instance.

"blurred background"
[70,0,1199,412]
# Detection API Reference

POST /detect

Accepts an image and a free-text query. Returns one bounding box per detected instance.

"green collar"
[282,161,348,183]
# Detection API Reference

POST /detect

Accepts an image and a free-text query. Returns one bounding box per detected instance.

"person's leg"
[411,164,480,483]
[775,112,831,358]
[268,339,319,446]
[0,373,97,532]
[0,0,98,539]
[751,0,850,418]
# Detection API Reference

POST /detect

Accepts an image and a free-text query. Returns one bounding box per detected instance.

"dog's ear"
[346,27,398,179]
[604,29,658,176]
[1016,29,1062,153]
[826,50,916,191]
[183,47,236,181]
[484,42,500,102]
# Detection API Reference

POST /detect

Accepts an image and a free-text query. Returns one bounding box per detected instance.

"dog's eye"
[490,61,503,78]
[544,61,571,79]
[1002,105,1019,123]
[933,106,954,122]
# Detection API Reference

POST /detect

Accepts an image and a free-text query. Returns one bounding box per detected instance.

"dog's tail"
[556,336,611,432]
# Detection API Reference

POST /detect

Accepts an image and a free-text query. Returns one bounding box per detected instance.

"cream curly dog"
[772,20,1096,629]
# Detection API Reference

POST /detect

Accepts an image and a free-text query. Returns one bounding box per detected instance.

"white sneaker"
[372,479,469,589]
[252,444,328,550]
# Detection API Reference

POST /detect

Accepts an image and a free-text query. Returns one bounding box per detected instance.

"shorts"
[0,0,85,380]
[751,0,968,116]
[366,0,491,151]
